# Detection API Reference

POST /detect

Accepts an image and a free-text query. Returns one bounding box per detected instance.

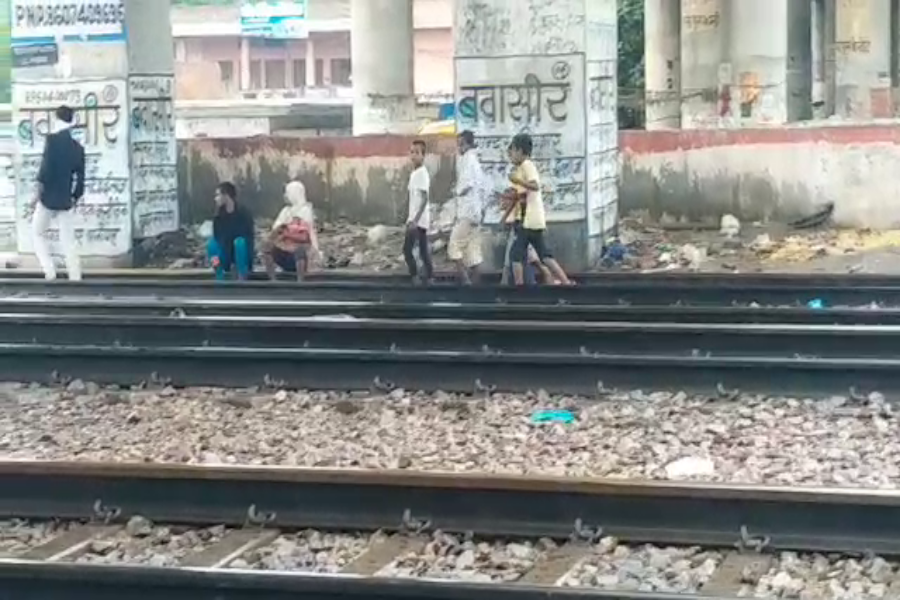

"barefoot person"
[499,186,525,285]
[208,182,254,280]
[449,130,485,284]
[499,188,552,286]
[506,133,573,287]
[32,105,85,281]
[403,140,434,285]
[263,180,319,281]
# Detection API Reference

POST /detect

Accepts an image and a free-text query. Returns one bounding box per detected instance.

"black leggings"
[510,228,553,263]
[403,226,433,279]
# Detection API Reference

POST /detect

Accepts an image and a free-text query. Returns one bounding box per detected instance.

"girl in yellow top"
[499,169,552,285]
[506,133,573,286]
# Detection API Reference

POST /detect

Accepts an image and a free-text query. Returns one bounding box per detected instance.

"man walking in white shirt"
[403,139,434,285]
[449,130,485,285]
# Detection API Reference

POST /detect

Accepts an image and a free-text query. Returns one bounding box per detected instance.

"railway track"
[0,304,897,394]
[2,274,900,305]
[0,461,897,599]
[0,295,896,324]
[10,267,900,288]
[0,273,897,598]
[4,313,900,358]
[0,341,897,395]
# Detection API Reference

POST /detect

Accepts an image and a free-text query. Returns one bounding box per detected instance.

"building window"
[249,60,262,89]
[331,58,351,86]
[218,61,234,88]
[292,59,307,87]
[174,40,187,62]
[315,59,325,86]
[265,59,286,89]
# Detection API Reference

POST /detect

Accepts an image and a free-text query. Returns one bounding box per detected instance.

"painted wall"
[178,124,900,241]
[10,0,178,260]
[452,0,619,267]
[178,135,456,229]
[620,125,900,227]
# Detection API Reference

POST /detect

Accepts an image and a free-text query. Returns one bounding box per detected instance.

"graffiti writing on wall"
[13,78,131,256]
[455,0,512,57]
[129,74,178,238]
[0,152,16,252]
[585,60,618,239]
[832,40,871,55]
[681,0,720,31]
[455,0,587,58]
[457,72,572,126]
[11,0,125,42]
[455,54,586,222]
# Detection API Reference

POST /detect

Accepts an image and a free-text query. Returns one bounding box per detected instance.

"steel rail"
[0,295,895,324]
[0,560,727,600]
[3,313,900,358]
[0,461,899,555]
[0,277,899,306]
[9,267,900,286]
[0,342,892,395]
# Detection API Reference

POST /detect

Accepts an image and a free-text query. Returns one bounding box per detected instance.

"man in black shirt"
[207,182,254,280]
[32,105,85,281]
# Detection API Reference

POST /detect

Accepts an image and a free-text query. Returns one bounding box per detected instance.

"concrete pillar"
[324,56,333,85]
[455,0,619,269]
[240,37,251,91]
[833,0,892,118]
[727,0,811,124]
[125,0,179,240]
[644,0,681,129]
[305,37,316,87]
[811,0,828,118]
[10,0,177,264]
[350,0,416,134]
[680,0,729,128]
[785,0,813,121]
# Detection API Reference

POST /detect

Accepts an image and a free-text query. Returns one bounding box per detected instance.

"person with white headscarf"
[262,180,319,281]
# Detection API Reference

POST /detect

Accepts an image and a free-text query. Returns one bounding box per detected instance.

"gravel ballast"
[0,382,898,488]
[562,537,721,594]
[749,552,900,599]
[72,518,230,567]
[0,519,74,556]
[380,532,547,582]
[230,530,375,572]
[0,520,895,598]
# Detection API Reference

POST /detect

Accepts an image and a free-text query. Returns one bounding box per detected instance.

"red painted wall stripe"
[198,126,900,161]
[621,125,900,155]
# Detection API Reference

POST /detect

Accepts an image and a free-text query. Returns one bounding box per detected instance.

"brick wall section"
[179,124,900,229]
[178,135,456,226]
[621,125,900,228]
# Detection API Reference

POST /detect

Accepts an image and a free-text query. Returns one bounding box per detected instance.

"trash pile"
[139,220,454,273]
[600,212,900,274]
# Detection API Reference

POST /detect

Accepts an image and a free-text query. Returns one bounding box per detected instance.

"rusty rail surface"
[1,274,900,306]
[0,342,897,395]
[0,460,893,599]
[6,267,900,287]
[0,294,898,324]
[0,560,730,600]
[0,461,897,555]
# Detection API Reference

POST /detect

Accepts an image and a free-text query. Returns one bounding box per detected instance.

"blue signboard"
[241,0,307,39]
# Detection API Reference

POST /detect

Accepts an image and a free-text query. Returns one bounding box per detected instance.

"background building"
[171,0,452,101]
